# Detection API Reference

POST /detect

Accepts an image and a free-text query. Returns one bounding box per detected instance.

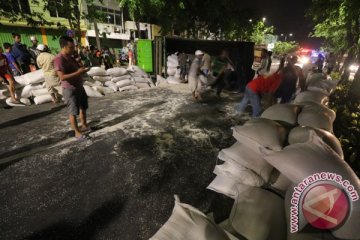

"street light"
[249,19,253,23]
[262,17,266,22]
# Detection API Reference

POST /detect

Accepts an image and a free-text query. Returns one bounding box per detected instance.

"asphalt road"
[0,85,244,240]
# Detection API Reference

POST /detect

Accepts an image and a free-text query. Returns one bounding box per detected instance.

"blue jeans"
[235,87,262,117]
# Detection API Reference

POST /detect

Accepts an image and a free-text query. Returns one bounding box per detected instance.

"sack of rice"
[6,97,31,106]
[298,102,336,121]
[261,104,301,125]
[92,76,112,82]
[297,104,334,132]
[150,195,232,240]
[218,142,273,182]
[269,170,292,193]
[83,85,103,98]
[294,91,329,105]
[87,67,107,77]
[119,85,138,92]
[167,67,177,76]
[136,82,150,89]
[34,95,53,105]
[232,118,287,154]
[23,69,45,85]
[104,81,118,92]
[213,161,265,187]
[21,84,43,98]
[167,76,182,84]
[116,79,134,88]
[207,175,239,199]
[14,75,27,85]
[112,75,132,83]
[133,76,149,83]
[263,134,360,240]
[106,67,128,77]
[228,185,286,240]
[32,88,49,97]
[288,126,343,159]
[93,86,115,95]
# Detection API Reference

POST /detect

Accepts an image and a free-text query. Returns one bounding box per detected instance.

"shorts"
[63,87,88,116]
[0,74,12,85]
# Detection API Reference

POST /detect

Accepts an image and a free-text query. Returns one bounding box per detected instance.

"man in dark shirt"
[54,36,90,140]
[11,33,31,74]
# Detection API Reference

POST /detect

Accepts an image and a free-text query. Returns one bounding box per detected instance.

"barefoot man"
[54,36,90,140]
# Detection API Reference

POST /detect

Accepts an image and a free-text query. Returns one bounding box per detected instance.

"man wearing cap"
[188,50,204,101]
[36,44,61,103]
[29,36,40,69]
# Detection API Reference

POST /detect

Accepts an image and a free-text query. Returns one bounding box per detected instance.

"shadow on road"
[23,197,127,240]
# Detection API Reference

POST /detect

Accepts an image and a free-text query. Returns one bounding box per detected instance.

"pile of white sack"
[166,54,182,84]
[3,66,154,107]
[151,73,360,240]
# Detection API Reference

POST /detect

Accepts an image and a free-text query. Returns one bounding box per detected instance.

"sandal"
[75,134,91,141]
[81,126,92,133]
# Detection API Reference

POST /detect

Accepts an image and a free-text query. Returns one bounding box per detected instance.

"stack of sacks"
[207,118,287,198]
[306,72,338,96]
[166,54,182,84]
[127,65,154,89]
[150,195,238,240]
[294,91,329,106]
[107,67,133,92]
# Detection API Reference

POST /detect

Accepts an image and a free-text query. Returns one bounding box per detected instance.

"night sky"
[243,0,322,49]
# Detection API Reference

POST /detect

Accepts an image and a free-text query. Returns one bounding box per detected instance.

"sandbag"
[136,82,150,89]
[298,102,336,121]
[106,67,128,77]
[104,81,118,92]
[167,67,177,76]
[297,104,334,132]
[92,76,112,82]
[119,85,138,92]
[116,79,134,88]
[87,67,107,76]
[21,84,43,98]
[31,88,49,97]
[5,98,31,106]
[167,76,182,84]
[167,61,179,68]
[34,95,52,105]
[14,75,27,85]
[213,161,265,187]
[131,65,148,77]
[133,77,149,83]
[294,91,329,105]
[307,80,337,96]
[83,85,103,98]
[207,175,239,199]
[232,118,287,154]
[261,104,301,125]
[218,142,273,182]
[22,69,45,85]
[150,195,232,240]
[288,126,343,159]
[269,171,292,193]
[229,185,286,240]
[263,134,360,239]
[111,75,132,82]
[92,86,115,95]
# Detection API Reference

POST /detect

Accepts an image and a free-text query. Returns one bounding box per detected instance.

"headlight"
[349,64,359,72]
[300,56,310,65]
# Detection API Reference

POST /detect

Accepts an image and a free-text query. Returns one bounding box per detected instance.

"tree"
[247,20,274,44]
[273,41,299,55]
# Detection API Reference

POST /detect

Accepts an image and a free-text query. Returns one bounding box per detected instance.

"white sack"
[119,85,138,92]
[213,161,265,187]
[92,76,112,82]
[167,67,177,76]
[150,196,231,240]
[261,104,301,125]
[32,88,49,97]
[297,104,334,132]
[21,84,43,98]
[83,85,103,98]
[87,67,107,77]
[34,95,53,105]
[263,134,360,239]
[6,98,31,107]
[167,76,182,84]
[116,79,134,88]
[22,69,45,85]
[92,86,115,95]
[232,118,287,154]
[14,75,27,85]
[207,175,239,199]
[167,61,179,68]
[294,91,329,105]
[104,81,118,92]
[270,171,291,193]
[288,126,343,159]
[218,142,273,182]
[229,185,286,240]
[111,75,132,83]
[106,67,128,77]
[133,77,149,83]
[136,83,150,89]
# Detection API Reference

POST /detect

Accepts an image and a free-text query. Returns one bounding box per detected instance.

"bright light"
[289,33,293,37]
[300,56,310,65]
[249,19,253,22]
[349,64,359,72]
[281,34,284,36]
[262,17,266,22]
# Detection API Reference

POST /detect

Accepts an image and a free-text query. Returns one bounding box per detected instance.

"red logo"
[302,184,349,229]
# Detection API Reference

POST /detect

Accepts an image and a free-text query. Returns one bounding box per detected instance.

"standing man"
[3,43,22,76]
[36,44,61,103]
[0,46,20,104]
[212,50,234,97]
[54,36,90,140]
[11,33,31,74]
[256,48,269,77]
[188,50,204,101]
[178,52,188,82]
[29,36,40,69]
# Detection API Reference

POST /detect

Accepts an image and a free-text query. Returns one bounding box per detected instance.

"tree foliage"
[273,41,299,55]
